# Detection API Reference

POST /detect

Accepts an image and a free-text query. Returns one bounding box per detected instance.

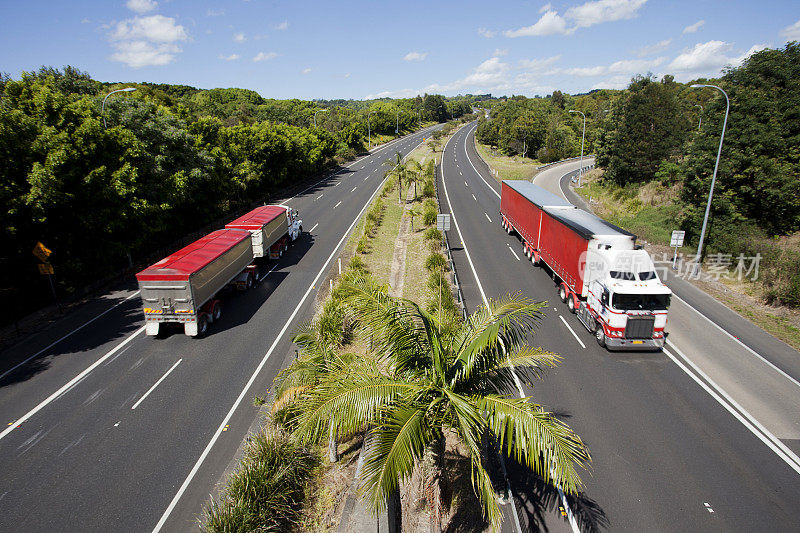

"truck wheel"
[213,302,222,321]
[197,315,208,337]
[558,284,567,303]
[595,325,606,347]
[568,295,576,313]
[532,251,540,265]
[246,274,254,290]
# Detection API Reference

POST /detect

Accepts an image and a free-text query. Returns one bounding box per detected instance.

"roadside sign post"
[670,230,685,270]
[436,214,451,232]
[33,241,62,313]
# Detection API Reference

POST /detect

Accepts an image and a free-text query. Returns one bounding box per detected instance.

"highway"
[0,126,440,532]
[438,121,800,531]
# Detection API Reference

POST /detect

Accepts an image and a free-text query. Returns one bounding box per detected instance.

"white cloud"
[220,54,240,61]
[207,9,224,17]
[275,21,289,30]
[781,19,800,40]
[504,0,646,37]
[518,54,561,72]
[565,0,647,29]
[478,28,496,38]
[564,57,664,77]
[682,20,704,34]
[494,48,509,57]
[667,40,765,80]
[233,32,245,42]
[111,15,188,43]
[732,44,767,65]
[109,15,188,67]
[111,41,179,68]
[126,0,157,14]
[591,75,631,90]
[364,88,421,100]
[462,57,512,87]
[504,11,570,37]
[539,2,553,13]
[344,73,351,78]
[253,51,278,62]
[635,39,671,57]
[403,51,427,61]
[302,67,312,74]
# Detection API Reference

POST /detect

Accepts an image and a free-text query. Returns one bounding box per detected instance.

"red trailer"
[500,180,671,351]
[225,205,302,259]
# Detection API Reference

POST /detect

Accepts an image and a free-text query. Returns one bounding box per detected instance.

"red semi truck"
[136,205,302,337]
[500,180,671,350]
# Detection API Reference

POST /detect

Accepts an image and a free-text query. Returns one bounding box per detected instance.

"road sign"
[32,241,52,262]
[436,214,451,232]
[670,230,685,247]
[38,263,54,275]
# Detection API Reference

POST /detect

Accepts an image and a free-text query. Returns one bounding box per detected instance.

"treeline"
[0,66,471,325]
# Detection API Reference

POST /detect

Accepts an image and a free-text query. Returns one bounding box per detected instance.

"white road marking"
[484,212,492,223]
[465,181,468,187]
[0,291,142,382]
[472,194,477,201]
[309,223,319,232]
[462,123,501,198]
[0,326,146,441]
[506,244,521,261]
[151,135,428,533]
[315,194,323,200]
[258,263,279,282]
[459,170,463,176]
[559,315,587,349]
[704,503,714,513]
[114,421,120,427]
[664,342,800,475]
[334,181,341,187]
[334,201,342,208]
[131,359,182,410]
[364,175,370,181]
[351,186,357,192]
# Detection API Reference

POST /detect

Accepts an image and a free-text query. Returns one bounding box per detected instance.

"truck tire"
[213,302,222,321]
[558,284,567,303]
[246,274,254,290]
[197,314,209,337]
[532,251,540,265]
[595,325,606,347]
[568,294,576,313]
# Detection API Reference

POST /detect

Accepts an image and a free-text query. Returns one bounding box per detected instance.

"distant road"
[438,120,800,531]
[0,126,440,532]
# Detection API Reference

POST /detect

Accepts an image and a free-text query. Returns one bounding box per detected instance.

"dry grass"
[475,142,541,182]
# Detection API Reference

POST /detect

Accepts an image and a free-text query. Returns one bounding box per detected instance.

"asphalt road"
[438,121,800,531]
[0,126,440,532]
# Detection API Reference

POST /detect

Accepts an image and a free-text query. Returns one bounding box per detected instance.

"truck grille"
[625,316,655,339]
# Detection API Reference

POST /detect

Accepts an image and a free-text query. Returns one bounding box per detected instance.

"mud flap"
[184,322,198,337]
[145,322,160,336]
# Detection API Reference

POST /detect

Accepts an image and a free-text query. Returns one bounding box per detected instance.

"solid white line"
[664,343,800,475]
[0,291,142,382]
[462,122,501,198]
[351,186,357,192]
[258,263,279,282]
[559,315,587,349]
[484,212,492,223]
[309,223,319,232]
[334,201,342,208]
[506,244,521,261]
[671,293,800,390]
[0,326,146,441]
[151,135,428,533]
[131,359,182,410]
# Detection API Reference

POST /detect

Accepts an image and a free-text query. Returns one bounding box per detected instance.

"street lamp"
[568,109,586,187]
[102,87,137,128]
[367,110,377,148]
[395,109,399,134]
[694,104,703,131]
[689,84,730,277]
[313,108,329,128]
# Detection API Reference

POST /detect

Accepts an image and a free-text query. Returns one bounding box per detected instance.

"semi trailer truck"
[136,205,302,337]
[500,180,671,350]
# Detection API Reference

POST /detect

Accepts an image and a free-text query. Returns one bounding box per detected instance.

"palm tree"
[408,205,422,232]
[290,275,590,529]
[383,151,406,204]
[406,159,423,200]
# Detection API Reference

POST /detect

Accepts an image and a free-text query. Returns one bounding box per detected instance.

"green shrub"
[425,253,447,272]
[203,431,320,533]
[424,228,443,242]
[356,236,370,254]
[422,180,435,198]
[424,198,437,210]
[423,207,438,226]
[349,255,368,274]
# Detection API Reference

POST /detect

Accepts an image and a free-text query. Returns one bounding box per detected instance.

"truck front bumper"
[605,337,665,351]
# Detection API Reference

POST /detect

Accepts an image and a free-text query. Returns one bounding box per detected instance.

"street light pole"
[313,108,328,128]
[568,109,586,187]
[694,104,703,131]
[690,84,730,277]
[367,110,377,148]
[102,87,137,128]
[395,109,399,134]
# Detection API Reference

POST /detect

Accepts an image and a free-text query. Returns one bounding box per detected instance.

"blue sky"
[2,0,799,100]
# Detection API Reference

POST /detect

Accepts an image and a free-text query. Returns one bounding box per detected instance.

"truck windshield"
[612,293,670,310]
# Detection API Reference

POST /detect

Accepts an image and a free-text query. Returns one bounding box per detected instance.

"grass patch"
[476,142,541,182]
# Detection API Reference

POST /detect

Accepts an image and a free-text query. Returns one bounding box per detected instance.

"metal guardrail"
[433,163,468,320]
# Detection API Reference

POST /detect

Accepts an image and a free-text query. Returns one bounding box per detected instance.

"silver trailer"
[137,229,254,337]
